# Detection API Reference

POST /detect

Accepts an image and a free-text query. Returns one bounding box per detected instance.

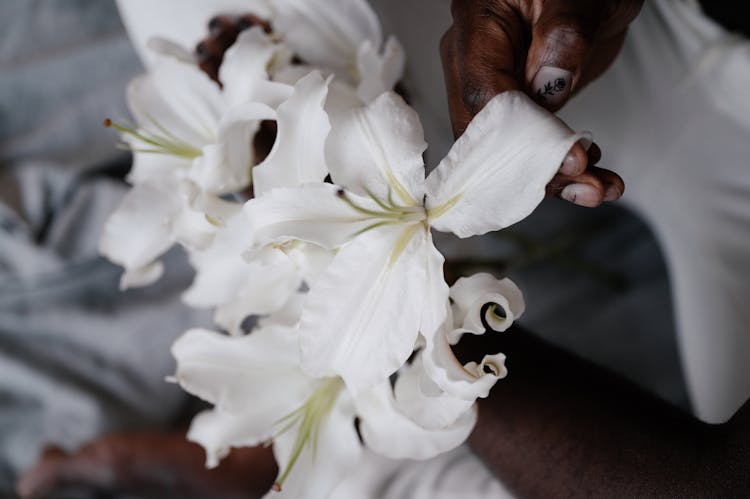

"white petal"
[119,261,164,291]
[393,354,474,431]
[243,184,381,249]
[356,36,405,103]
[326,91,427,204]
[450,273,524,333]
[126,71,206,150]
[420,232,450,342]
[422,324,507,401]
[252,72,331,196]
[426,91,584,238]
[146,36,194,63]
[116,0,271,68]
[99,183,177,281]
[187,408,269,469]
[149,58,224,144]
[271,0,381,71]
[299,225,428,394]
[190,102,275,194]
[219,28,276,107]
[269,395,362,499]
[356,381,476,460]
[172,327,315,417]
[213,265,302,335]
[127,151,190,186]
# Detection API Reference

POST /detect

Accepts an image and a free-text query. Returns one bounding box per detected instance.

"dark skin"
[18,3,750,497]
[442,0,640,206]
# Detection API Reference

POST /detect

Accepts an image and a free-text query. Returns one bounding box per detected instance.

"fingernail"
[561,183,600,207]
[560,150,582,176]
[533,66,572,108]
[604,184,622,202]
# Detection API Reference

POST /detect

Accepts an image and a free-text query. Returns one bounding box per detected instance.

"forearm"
[461,328,749,498]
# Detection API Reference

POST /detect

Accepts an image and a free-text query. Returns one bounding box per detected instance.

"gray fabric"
[0,1,210,494]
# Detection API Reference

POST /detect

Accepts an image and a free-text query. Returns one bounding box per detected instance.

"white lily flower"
[244,90,584,394]
[172,320,474,497]
[99,30,304,288]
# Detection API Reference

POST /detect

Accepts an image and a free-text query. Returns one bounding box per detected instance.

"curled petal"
[450,273,524,333]
[356,381,476,460]
[243,184,381,249]
[326,91,427,204]
[252,72,331,196]
[426,91,584,238]
[299,225,428,394]
[422,324,507,401]
[393,354,474,431]
[271,0,381,72]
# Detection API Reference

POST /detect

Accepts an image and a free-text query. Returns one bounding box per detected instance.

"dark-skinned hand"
[442,0,643,207]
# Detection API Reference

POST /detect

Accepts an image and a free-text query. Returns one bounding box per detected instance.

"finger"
[589,165,625,201]
[547,170,605,208]
[559,140,589,176]
[525,0,643,110]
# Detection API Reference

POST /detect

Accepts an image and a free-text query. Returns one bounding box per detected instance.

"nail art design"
[536,77,567,102]
[532,67,572,107]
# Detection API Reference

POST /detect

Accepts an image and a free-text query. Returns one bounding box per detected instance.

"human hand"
[441,0,643,207]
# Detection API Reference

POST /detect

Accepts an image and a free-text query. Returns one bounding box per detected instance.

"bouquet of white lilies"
[100,0,583,496]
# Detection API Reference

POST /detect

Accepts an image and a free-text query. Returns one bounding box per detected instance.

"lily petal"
[172,326,315,418]
[356,381,476,460]
[98,183,176,287]
[393,354,474,431]
[149,57,224,145]
[243,184,381,249]
[187,408,270,469]
[253,72,331,196]
[422,324,508,401]
[269,395,362,499]
[326,91,427,204]
[356,36,405,103]
[219,28,277,107]
[299,225,428,394]
[420,232,449,342]
[271,0,381,72]
[450,273,524,333]
[190,102,276,194]
[426,91,583,238]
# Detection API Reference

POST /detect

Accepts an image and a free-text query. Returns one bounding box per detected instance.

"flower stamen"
[272,377,344,492]
[104,118,202,159]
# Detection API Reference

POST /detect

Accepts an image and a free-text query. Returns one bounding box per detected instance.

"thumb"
[525,0,605,111]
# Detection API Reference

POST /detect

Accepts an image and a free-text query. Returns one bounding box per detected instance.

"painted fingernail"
[604,184,622,202]
[533,66,572,108]
[560,150,583,176]
[560,183,600,207]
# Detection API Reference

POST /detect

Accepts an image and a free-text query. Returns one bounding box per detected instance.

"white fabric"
[559,0,750,424]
